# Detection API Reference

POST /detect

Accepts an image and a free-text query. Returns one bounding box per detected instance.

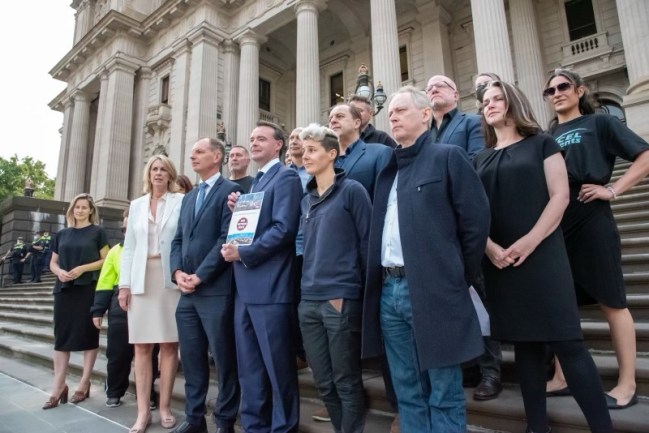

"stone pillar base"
[623,89,649,141]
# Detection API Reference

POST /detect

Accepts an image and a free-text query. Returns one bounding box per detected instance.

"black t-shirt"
[52,225,109,292]
[232,175,253,193]
[550,113,649,187]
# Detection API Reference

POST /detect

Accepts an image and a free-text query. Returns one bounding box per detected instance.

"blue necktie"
[194,182,207,216]
[250,171,264,192]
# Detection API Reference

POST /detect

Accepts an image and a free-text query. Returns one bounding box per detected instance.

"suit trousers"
[235,295,300,433]
[176,293,239,428]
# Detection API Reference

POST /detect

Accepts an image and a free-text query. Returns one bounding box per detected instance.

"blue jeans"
[380,275,466,433]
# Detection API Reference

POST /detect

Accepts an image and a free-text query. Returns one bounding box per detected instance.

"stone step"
[624,271,649,294]
[614,210,649,225]
[619,222,649,240]
[611,200,649,216]
[0,296,53,305]
[622,253,649,274]
[580,294,649,321]
[580,320,649,352]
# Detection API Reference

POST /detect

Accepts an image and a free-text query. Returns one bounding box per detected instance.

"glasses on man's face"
[425,81,455,93]
[542,82,574,99]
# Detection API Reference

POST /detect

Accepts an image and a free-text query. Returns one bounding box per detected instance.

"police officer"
[2,237,28,284]
[40,230,52,273]
[28,231,45,283]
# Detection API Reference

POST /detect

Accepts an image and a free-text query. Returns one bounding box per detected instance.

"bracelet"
[606,185,618,200]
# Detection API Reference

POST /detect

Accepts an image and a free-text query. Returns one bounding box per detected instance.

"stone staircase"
[0,160,648,432]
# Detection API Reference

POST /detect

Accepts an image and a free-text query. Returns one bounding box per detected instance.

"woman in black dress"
[43,193,109,409]
[543,69,649,409]
[475,81,612,433]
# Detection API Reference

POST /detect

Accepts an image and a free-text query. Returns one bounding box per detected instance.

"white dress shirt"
[381,174,404,267]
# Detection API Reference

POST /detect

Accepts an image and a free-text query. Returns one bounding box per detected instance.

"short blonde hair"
[142,155,181,194]
[66,193,100,227]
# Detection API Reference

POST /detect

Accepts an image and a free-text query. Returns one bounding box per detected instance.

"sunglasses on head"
[543,82,574,99]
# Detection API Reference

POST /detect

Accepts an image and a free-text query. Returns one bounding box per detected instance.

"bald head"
[425,75,459,113]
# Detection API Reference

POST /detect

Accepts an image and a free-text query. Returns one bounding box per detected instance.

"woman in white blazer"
[118,155,184,433]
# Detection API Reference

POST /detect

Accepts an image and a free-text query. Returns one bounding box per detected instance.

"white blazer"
[119,192,183,294]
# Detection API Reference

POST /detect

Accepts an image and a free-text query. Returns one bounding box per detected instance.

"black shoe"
[171,420,208,433]
[473,376,503,401]
[546,386,571,397]
[105,397,121,407]
[215,427,235,433]
[605,392,638,409]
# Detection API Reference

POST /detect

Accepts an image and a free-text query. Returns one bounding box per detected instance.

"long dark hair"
[481,81,542,149]
[545,68,596,129]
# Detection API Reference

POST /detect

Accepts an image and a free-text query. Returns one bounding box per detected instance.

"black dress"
[551,113,649,307]
[474,134,582,342]
[52,224,109,351]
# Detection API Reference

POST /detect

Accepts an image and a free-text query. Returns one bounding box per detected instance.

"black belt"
[383,266,406,278]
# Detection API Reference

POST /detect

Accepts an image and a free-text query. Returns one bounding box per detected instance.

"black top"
[231,175,254,193]
[360,123,397,148]
[430,108,458,142]
[550,113,649,187]
[52,225,109,293]
[474,134,582,341]
[8,244,27,261]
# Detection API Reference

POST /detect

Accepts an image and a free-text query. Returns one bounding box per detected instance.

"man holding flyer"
[221,120,303,433]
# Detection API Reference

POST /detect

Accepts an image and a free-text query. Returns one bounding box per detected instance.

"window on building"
[259,79,271,112]
[564,0,597,41]
[400,45,409,82]
[160,75,170,104]
[597,99,626,124]
[330,72,344,107]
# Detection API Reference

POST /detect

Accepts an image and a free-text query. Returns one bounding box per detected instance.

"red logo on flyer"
[237,217,248,231]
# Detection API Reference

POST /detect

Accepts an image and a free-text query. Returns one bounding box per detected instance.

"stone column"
[185,27,222,168]
[54,99,73,201]
[93,56,138,208]
[295,0,325,127]
[416,1,453,78]
[509,0,550,127]
[222,39,240,147]
[236,30,266,151]
[89,71,108,198]
[617,0,649,139]
[470,0,515,83]
[65,90,92,201]
[129,67,152,198]
[370,0,401,131]
[169,38,191,174]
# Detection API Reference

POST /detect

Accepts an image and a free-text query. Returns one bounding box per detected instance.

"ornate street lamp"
[354,63,387,114]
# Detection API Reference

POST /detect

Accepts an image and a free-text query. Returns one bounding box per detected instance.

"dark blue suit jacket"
[170,175,241,296]
[338,139,392,200]
[435,110,484,158]
[234,162,303,304]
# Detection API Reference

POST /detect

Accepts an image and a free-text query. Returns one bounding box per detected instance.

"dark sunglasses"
[542,82,574,99]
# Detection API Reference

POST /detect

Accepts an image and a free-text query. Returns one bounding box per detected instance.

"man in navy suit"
[170,138,241,433]
[221,121,303,433]
[362,86,490,432]
[329,103,392,200]
[425,75,484,158]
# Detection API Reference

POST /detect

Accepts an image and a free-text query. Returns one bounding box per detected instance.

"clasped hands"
[56,266,84,283]
[486,235,538,270]
[174,271,202,294]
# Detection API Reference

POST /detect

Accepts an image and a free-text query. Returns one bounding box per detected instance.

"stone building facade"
[49,0,649,207]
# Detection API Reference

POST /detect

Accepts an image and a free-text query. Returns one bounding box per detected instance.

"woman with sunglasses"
[44,193,110,410]
[119,155,184,433]
[476,81,613,433]
[543,69,649,410]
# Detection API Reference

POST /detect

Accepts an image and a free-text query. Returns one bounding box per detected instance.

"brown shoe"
[390,414,400,433]
[311,407,331,422]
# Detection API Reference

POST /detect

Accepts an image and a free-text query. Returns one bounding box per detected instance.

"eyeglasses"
[425,81,456,93]
[542,82,574,99]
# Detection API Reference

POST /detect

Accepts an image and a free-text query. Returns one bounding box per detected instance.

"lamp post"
[354,63,387,114]
[217,122,232,163]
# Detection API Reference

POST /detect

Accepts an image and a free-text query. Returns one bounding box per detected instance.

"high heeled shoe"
[42,385,68,409]
[129,412,152,433]
[70,387,90,404]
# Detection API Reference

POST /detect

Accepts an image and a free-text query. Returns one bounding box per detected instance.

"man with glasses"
[425,75,483,158]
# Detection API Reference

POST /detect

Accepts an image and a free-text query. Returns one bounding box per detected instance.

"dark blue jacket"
[434,110,484,159]
[300,170,372,301]
[362,131,490,370]
[337,138,392,200]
